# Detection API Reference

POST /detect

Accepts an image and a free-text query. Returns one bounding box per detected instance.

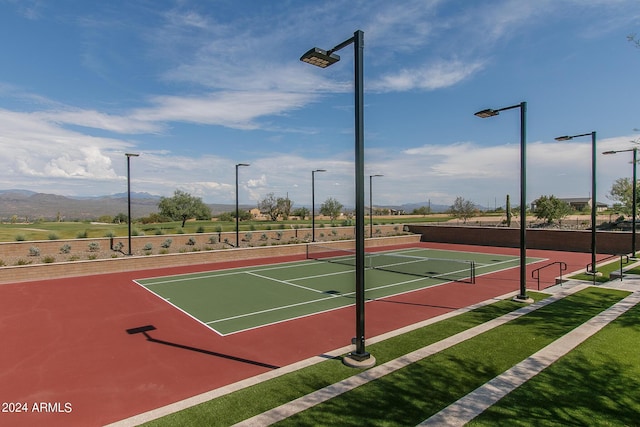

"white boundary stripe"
[420,290,640,426]
[245,271,324,294]
[231,286,589,426]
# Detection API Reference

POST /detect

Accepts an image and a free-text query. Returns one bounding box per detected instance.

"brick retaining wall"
[407,224,631,255]
[0,234,421,284]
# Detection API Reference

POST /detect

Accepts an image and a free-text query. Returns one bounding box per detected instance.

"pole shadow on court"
[126,325,280,370]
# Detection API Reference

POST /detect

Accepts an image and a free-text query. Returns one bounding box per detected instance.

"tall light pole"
[312,169,326,242]
[556,132,598,273]
[369,174,383,238]
[603,147,637,256]
[125,153,139,256]
[301,30,374,367]
[235,163,250,248]
[475,102,530,302]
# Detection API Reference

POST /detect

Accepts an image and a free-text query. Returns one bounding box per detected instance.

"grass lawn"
[469,295,640,426]
[570,255,634,283]
[143,287,632,426]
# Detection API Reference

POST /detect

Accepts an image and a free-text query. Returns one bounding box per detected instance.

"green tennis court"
[135,247,543,335]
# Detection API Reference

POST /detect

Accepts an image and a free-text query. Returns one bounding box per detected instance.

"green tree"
[608,177,634,214]
[158,190,211,227]
[293,207,310,220]
[532,195,572,224]
[411,206,431,216]
[449,196,477,223]
[320,197,343,221]
[277,196,293,220]
[258,193,280,221]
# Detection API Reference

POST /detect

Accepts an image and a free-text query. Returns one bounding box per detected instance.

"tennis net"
[306,244,475,284]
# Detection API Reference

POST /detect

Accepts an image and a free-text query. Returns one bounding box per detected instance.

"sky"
[1,0,640,210]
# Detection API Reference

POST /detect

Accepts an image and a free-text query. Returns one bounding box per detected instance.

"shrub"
[48,233,60,240]
[29,246,40,257]
[88,242,100,252]
[186,237,196,246]
[77,230,88,239]
[143,243,153,251]
[260,233,268,241]
[208,236,219,244]
[161,239,172,249]
[60,244,72,254]
[196,226,205,233]
[15,234,26,242]
[112,242,124,252]
[276,231,283,240]
[215,226,223,233]
[154,228,164,235]
[43,256,55,263]
[244,232,253,242]
[15,259,32,266]
[104,231,115,238]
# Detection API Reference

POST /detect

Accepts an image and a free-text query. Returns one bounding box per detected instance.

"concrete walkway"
[234,278,640,427]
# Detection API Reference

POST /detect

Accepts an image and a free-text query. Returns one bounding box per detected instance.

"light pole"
[603,147,637,256]
[301,30,374,367]
[475,102,530,302]
[369,174,383,238]
[235,163,250,248]
[312,169,326,242]
[556,132,598,273]
[125,153,139,256]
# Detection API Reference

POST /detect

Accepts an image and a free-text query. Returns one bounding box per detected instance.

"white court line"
[245,271,325,294]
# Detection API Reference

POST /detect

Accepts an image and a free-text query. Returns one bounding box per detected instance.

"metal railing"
[531,261,567,290]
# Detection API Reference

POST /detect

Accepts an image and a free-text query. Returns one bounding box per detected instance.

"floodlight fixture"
[301,30,374,368]
[300,48,340,68]
[556,131,598,276]
[602,146,637,256]
[474,102,529,302]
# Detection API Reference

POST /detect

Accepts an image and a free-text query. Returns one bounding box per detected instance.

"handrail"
[586,254,629,274]
[531,261,567,290]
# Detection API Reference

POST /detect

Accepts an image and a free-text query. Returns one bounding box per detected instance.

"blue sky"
[1,0,640,209]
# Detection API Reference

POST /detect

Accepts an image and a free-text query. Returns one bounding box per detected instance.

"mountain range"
[0,190,450,221]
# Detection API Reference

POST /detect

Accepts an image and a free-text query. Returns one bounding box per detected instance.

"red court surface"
[0,242,602,426]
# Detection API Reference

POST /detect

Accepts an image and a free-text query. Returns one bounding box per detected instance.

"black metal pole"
[235,165,239,248]
[633,148,637,256]
[312,170,316,242]
[127,156,132,256]
[518,101,527,300]
[352,29,368,360]
[369,175,373,238]
[591,132,597,272]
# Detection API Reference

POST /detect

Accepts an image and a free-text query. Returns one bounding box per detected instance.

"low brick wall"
[0,234,421,284]
[407,224,631,255]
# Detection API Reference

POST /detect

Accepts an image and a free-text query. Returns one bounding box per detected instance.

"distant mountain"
[0,190,249,221]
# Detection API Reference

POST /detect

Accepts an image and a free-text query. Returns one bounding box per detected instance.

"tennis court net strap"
[307,244,475,284]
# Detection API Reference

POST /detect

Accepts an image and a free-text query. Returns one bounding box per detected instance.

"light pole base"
[343,352,376,369]
[512,294,534,304]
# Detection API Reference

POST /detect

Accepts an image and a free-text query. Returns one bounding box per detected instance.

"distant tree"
[411,206,431,216]
[608,177,635,214]
[449,197,477,223]
[320,197,343,221]
[293,207,310,220]
[258,193,280,221]
[113,213,128,224]
[158,190,212,227]
[532,195,572,224]
[277,196,293,220]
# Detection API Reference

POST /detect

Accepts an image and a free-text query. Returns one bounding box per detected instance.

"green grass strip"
[570,256,633,283]
[272,287,629,426]
[143,292,549,426]
[468,296,640,426]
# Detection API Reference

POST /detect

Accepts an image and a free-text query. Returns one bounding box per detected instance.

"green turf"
[272,287,630,426]
[142,292,550,427]
[468,297,640,426]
